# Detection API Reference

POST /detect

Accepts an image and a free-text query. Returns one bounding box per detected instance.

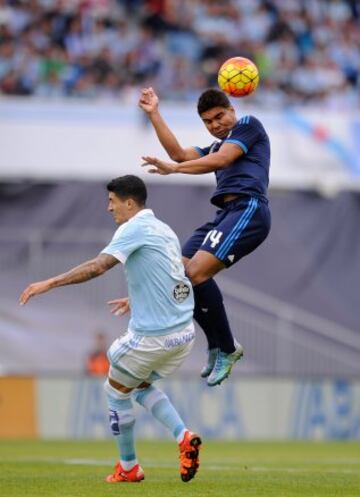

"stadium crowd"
[0,0,359,107]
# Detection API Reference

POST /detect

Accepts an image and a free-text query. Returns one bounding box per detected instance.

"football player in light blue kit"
[19,175,202,484]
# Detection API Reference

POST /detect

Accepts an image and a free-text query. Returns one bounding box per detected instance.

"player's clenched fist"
[138,87,159,114]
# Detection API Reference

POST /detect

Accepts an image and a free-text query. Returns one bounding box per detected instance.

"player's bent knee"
[109,376,133,393]
[186,264,213,286]
[104,377,132,400]
[185,252,224,285]
[188,272,209,286]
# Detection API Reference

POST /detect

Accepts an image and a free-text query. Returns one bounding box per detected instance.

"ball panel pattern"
[218,57,259,97]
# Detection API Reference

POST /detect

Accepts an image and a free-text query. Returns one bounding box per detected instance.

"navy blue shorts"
[182,196,271,268]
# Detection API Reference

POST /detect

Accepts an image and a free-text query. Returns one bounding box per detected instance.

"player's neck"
[127,206,146,221]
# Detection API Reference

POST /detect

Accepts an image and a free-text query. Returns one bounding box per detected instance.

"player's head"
[107,175,147,225]
[197,88,236,139]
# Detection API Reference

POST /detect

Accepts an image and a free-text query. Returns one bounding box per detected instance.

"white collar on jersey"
[129,208,154,222]
[135,208,153,217]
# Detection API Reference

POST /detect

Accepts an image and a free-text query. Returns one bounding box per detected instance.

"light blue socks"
[134,385,186,443]
[105,381,137,471]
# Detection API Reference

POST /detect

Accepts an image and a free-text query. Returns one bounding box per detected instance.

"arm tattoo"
[50,254,119,288]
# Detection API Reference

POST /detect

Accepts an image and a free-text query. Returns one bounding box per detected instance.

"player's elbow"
[169,152,185,163]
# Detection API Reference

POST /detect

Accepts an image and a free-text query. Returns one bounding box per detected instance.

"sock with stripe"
[134,385,186,443]
[193,278,235,354]
[105,380,137,471]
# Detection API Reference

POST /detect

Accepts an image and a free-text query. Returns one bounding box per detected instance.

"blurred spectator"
[85,331,110,376]
[0,0,358,107]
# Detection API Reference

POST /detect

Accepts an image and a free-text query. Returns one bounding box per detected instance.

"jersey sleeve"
[193,145,212,157]
[223,116,261,154]
[101,221,143,263]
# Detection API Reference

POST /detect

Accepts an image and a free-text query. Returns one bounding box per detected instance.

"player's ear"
[127,198,137,210]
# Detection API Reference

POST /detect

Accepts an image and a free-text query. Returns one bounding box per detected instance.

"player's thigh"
[107,332,159,389]
[182,219,218,259]
[198,197,271,268]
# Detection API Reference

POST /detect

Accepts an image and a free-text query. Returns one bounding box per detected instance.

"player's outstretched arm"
[142,142,243,175]
[19,254,119,305]
[139,87,199,162]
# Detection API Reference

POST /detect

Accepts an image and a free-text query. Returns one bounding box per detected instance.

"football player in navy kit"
[139,87,271,386]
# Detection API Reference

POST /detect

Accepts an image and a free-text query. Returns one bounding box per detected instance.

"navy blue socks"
[193,279,235,354]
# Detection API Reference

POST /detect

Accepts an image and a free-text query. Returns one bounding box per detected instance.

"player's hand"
[138,87,159,114]
[108,297,130,316]
[19,280,52,305]
[141,156,177,175]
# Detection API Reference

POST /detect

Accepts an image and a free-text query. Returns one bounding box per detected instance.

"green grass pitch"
[1,440,359,497]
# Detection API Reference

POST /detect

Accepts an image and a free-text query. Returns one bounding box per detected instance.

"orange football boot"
[105,462,144,483]
[179,431,202,482]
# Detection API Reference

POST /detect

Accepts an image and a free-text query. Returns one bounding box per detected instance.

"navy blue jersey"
[195,115,270,207]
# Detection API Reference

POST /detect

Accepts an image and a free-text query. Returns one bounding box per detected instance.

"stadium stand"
[0,0,359,107]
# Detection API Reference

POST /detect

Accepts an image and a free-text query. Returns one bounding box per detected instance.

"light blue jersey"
[102,209,194,336]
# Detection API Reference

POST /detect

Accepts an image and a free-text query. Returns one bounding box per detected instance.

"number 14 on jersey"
[202,230,223,248]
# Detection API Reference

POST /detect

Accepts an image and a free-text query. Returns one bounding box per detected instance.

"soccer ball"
[218,57,259,97]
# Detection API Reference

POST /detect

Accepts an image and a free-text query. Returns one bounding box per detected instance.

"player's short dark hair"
[107,175,147,206]
[197,88,231,115]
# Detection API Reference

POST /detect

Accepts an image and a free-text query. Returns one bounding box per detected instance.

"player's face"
[200,106,237,139]
[107,192,130,225]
